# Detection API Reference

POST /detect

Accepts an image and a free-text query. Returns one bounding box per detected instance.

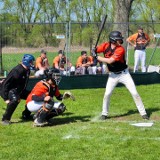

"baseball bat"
[94,14,107,48]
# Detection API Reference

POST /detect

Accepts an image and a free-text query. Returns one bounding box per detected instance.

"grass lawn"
[0,84,160,160]
[2,47,160,73]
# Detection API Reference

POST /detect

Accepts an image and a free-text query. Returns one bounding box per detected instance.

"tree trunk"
[113,0,134,51]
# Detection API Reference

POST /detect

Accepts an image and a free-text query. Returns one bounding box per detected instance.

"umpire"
[0,54,35,125]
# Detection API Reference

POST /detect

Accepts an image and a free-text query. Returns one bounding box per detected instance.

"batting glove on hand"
[63,91,75,101]
[91,48,97,59]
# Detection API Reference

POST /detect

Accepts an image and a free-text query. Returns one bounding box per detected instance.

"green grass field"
[0,84,160,160]
[2,47,160,73]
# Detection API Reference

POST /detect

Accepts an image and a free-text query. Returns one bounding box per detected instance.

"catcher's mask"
[109,31,124,44]
[44,68,62,85]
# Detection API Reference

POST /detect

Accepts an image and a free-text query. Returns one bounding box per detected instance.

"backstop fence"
[0,21,160,75]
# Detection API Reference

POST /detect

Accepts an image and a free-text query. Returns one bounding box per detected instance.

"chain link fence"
[0,22,160,75]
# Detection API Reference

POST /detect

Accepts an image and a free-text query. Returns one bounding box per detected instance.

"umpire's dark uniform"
[0,64,30,123]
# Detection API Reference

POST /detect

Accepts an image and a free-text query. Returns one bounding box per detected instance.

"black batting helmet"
[109,31,124,44]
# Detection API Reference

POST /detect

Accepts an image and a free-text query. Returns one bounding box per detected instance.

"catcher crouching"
[22,68,75,127]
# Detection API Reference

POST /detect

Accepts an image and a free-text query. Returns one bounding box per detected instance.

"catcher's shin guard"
[2,101,19,121]
[36,109,48,123]
[45,102,66,122]
[36,101,54,123]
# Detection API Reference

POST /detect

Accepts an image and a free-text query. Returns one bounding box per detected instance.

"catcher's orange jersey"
[26,80,60,104]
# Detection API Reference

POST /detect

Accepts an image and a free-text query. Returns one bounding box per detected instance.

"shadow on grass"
[108,107,160,119]
[11,107,159,125]
[15,112,91,126]
[48,114,91,126]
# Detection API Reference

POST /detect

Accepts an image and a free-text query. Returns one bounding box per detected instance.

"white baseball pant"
[27,101,61,112]
[134,50,146,72]
[102,68,147,116]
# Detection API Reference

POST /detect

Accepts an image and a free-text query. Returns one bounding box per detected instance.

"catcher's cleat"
[142,114,149,120]
[100,115,108,120]
[33,118,48,127]
[1,120,11,125]
[21,114,33,121]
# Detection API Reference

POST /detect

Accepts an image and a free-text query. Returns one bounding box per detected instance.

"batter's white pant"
[134,50,146,72]
[102,68,147,117]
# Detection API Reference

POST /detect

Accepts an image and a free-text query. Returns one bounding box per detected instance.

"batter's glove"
[63,91,75,101]
[91,48,97,59]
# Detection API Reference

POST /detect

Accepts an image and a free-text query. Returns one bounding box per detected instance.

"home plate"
[130,122,154,127]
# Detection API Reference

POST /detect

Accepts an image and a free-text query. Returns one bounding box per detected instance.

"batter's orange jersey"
[26,80,60,104]
[96,42,127,72]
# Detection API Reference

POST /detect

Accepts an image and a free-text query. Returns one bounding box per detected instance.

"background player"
[126,26,150,72]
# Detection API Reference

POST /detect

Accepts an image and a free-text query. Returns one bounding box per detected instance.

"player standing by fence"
[127,26,150,72]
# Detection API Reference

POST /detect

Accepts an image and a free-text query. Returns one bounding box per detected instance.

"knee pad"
[44,100,54,111]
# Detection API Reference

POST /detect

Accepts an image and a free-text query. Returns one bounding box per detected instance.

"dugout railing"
[25,72,160,90]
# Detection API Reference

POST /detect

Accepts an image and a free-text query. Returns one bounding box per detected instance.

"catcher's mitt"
[63,91,75,101]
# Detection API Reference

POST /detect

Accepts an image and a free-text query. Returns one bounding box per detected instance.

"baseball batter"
[126,26,150,72]
[91,31,149,120]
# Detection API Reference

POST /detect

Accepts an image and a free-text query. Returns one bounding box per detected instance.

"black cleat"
[142,114,149,120]
[21,114,33,121]
[33,118,48,127]
[100,115,108,120]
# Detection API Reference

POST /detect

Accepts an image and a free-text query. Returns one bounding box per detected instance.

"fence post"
[65,21,71,76]
[0,23,3,75]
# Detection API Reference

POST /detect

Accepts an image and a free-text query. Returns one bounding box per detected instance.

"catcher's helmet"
[44,68,61,85]
[22,54,35,69]
[109,31,123,44]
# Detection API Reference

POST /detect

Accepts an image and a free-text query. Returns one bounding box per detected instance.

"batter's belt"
[112,69,127,74]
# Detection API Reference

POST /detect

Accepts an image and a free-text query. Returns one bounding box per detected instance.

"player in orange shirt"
[91,31,149,120]
[53,50,75,75]
[75,51,93,75]
[34,49,50,77]
[126,26,150,72]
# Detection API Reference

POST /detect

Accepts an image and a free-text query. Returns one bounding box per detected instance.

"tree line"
[0,0,160,48]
